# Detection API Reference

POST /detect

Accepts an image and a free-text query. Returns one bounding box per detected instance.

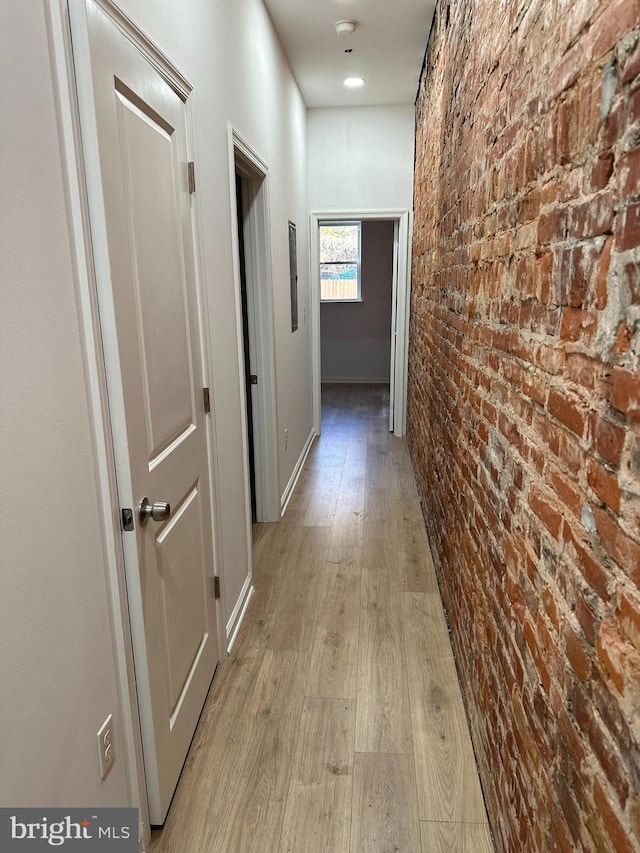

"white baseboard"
[225,576,254,654]
[280,428,316,516]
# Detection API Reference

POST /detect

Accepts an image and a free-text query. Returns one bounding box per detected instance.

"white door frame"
[49,0,151,844]
[389,219,400,433]
[227,127,280,522]
[49,0,225,844]
[309,209,413,436]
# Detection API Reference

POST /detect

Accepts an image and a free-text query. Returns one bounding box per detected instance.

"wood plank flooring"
[148,384,493,853]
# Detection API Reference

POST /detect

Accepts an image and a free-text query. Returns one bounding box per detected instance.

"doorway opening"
[310,211,412,437]
[235,172,257,520]
[230,132,279,523]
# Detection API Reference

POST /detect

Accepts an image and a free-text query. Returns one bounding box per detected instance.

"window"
[320,221,361,301]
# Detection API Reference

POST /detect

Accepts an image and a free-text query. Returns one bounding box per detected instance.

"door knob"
[139,497,171,525]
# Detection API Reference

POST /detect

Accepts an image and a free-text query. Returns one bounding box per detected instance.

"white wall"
[0,2,130,807]
[321,220,395,382]
[308,105,416,211]
[116,0,312,620]
[1,0,311,813]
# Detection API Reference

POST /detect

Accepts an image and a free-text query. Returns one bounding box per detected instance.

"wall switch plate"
[97,714,115,780]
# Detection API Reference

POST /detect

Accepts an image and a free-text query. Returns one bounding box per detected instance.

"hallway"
[149,384,493,852]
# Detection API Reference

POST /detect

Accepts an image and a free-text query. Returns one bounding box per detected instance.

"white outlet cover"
[97,714,115,780]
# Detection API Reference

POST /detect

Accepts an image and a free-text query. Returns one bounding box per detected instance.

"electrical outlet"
[97,714,115,780]
[284,428,288,450]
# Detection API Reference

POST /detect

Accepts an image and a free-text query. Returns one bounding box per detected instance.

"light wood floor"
[149,384,493,853]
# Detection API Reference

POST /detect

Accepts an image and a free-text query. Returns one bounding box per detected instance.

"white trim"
[187,98,227,662]
[395,211,412,436]
[49,0,149,845]
[89,0,191,99]
[225,580,255,653]
[389,220,400,432]
[227,126,280,525]
[310,209,412,437]
[280,428,316,516]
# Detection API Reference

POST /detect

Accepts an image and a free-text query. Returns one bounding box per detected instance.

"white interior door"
[72,0,219,823]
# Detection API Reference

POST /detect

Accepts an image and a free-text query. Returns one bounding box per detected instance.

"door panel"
[156,484,209,712]
[115,82,196,461]
[75,0,219,823]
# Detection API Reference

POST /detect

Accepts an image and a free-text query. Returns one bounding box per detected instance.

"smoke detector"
[335,20,357,36]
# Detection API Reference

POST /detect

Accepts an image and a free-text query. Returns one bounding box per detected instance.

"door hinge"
[203,386,211,414]
[213,576,221,599]
[188,161,196,194]
[250,374,258,385]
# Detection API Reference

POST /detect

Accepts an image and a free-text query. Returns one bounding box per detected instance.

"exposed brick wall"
[408,1,640,850]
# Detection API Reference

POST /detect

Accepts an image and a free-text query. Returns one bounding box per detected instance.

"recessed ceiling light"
[344,77,365,88]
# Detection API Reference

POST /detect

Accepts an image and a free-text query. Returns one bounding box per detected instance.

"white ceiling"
[262,0,436,109]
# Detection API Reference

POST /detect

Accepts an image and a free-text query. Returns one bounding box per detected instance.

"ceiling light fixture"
[344,77,365,88]
[335,20,357,36]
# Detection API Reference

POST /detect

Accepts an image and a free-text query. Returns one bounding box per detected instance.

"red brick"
[616,202,640,251]
[549,467,583,518]
[571,523,612,599]
[630,796,640,847]
[622,40,640,84]
[575,588,598,645]
[566,353,606,390]
[624,259,640,302]
[549,40,585,101]
[593,779,636,853]
[569,193,615,239]
[597,620,639,696]
[618,593,640,651]
[548,388,587,437]
[535,250,554,304]
[610,366,640,420]
[588,458,621,512]
[529,487,564,539]
[537,208,567,244]
[590,150,615,191]
[612,320,632,355]
[518,188,541,224]
[558,242,591,307]
[590,0,639,62]
[595,236,613,309]
[593,415,626,466]
[523,617,551,692]
[573,684,633,808]
[559,307,597,343]
[618,147,640,198]
[542,181,559,206]
[593,506,640,583]
[559,432,585,476]
[557,776,583,845]
[564,622,591,682]
[409,3,640,850]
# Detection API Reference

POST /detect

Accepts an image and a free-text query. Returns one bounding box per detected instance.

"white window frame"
[319,220,362,302]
